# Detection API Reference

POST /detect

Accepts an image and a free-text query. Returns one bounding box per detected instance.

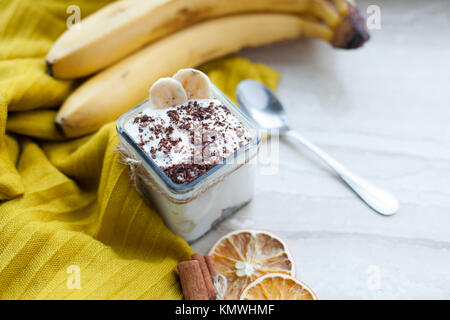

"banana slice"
[173,68,213,100]
[149,77,188,109]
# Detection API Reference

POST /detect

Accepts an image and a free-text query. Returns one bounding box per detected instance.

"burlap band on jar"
[116,144,255,205]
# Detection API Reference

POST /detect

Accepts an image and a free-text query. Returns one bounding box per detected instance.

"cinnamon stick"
[192,253,216,300]
[177,260,209,300]
[205,255,218,278]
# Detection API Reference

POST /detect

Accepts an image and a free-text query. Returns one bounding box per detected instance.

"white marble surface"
[192,0,450,299]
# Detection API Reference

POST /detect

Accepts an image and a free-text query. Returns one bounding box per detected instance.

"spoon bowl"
[237,80,289,133]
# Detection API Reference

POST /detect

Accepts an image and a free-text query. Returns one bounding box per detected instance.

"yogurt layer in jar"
[116,69,260,242]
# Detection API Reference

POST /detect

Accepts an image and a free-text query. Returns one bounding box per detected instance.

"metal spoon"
[236,80,399,216]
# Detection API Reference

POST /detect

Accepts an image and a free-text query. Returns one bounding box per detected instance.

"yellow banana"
[46,0,342,79]
[332,0,350,15]
[55,13,334,137]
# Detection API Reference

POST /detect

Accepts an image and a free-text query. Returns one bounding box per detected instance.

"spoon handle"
[285,130,399,216]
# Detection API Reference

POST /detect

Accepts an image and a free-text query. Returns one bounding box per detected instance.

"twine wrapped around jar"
[116,144,256,205]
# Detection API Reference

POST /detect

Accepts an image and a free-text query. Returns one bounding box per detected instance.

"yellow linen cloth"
[0,0,279,299]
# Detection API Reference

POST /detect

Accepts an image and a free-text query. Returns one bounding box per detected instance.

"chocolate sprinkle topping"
[127,99,252,185]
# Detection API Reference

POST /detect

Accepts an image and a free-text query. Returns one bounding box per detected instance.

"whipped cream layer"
[125,99,252,184]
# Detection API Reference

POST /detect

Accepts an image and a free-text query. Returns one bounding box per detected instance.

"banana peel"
[332,2,370,49]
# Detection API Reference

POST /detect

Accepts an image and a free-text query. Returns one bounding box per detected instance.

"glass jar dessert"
[116,69,260,242]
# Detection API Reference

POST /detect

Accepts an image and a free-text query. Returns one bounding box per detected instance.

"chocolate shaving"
[130,99,252,185]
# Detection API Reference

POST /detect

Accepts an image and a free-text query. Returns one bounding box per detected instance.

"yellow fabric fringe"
[0,0,279,299]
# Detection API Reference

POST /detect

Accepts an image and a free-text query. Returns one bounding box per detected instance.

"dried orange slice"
[240,273,318,300]
[208,229,295,300]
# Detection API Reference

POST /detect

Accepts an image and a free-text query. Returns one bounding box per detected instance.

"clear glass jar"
[116,85,261,242]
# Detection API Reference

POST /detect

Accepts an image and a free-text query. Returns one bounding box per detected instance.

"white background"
[193,0,450,299]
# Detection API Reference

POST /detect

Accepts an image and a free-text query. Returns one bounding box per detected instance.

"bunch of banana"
[48,0,369,138]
